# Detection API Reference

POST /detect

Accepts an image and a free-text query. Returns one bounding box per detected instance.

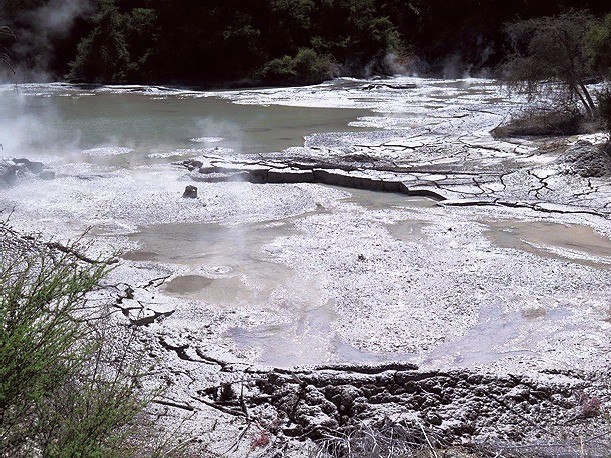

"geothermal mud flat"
[1,78,610,455]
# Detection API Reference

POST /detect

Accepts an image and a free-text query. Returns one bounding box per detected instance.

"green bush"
[586,13,611,77]
[260,48,331,85]
[260,55,298,82]
[68,0,130,83]
[293,48,332,83]
[0,223,174,457]
[597,86,611,135]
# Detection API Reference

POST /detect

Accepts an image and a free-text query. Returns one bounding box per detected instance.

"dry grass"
[306,420,611,458]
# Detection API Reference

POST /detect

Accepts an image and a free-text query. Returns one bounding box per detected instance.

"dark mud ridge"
[0,158,55,185]
[192,360,610,456]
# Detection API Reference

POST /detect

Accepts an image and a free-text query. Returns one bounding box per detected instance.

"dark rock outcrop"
[0,160,19,185]
[13,158,45,174]
[198,364,608,449]
[0,158,55,185]
[183,185,198,198]
[557,141,611,178]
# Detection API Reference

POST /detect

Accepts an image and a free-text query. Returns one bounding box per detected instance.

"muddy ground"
[1,78,611,456]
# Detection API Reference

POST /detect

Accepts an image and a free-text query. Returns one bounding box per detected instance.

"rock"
[203,366,605,448]
[557,141,611,178]
[425,411,443,426]
[13,158,44,174]
[0,158,55,185]
[0,160,18,185]
[182,185,198,198]
[39,170,55,180]
[267,168,315,183]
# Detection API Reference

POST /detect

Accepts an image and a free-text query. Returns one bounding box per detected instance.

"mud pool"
[1,78,610,375]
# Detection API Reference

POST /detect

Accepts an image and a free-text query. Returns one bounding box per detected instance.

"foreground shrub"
[0,223,180,457]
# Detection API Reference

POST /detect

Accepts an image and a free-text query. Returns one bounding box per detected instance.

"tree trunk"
[579,81,598,117]
[572,82,593,118]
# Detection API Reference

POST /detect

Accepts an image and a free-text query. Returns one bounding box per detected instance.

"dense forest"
[0,0,610,86]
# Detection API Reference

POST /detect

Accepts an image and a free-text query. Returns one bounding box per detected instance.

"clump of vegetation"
[586,13,611,78]
[260,48,332,86]
[4,0,611,85]
[597,86,611,134]
[492,106,587,138]
[0,222,190,457]
[598,86,611,154]
[497,11,611,137]
[68,0,130,83]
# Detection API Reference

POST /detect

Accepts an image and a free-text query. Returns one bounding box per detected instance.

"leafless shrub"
[503,11,597,119]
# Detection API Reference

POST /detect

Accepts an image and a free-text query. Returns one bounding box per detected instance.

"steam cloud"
[27,0,95,33]
[5,0,95,81]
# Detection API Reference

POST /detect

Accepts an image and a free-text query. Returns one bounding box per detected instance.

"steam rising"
[5,0,95,82]
[27,0,95,33]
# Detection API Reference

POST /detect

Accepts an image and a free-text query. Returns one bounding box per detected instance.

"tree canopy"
[586,13,611,78]
[503,11,598,117]
[1,0,610,86]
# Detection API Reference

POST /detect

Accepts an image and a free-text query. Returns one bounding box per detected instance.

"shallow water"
[124,189,438,365]
[122,188,611,367]
[484,220,611,268]
[0,86,371,164]
[124,221,298,307]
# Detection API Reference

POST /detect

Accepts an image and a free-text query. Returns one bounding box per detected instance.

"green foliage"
[6,0,611,85]
[293,48,333,83]
[586,13,611,77]
[261,48,332,85]
[261,55,297,81]
[0,224,158,457]
[68,0,130,83]
[597,86,611,135]
[504,12,593,83]
[271,0,314,31]
[0,0,46,20]
[123,8,159,80]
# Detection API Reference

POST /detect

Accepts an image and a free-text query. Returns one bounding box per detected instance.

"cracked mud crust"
[160,82,611,454]
[176,137,611,218]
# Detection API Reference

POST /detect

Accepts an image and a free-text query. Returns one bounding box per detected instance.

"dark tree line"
[0,0,610,86]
